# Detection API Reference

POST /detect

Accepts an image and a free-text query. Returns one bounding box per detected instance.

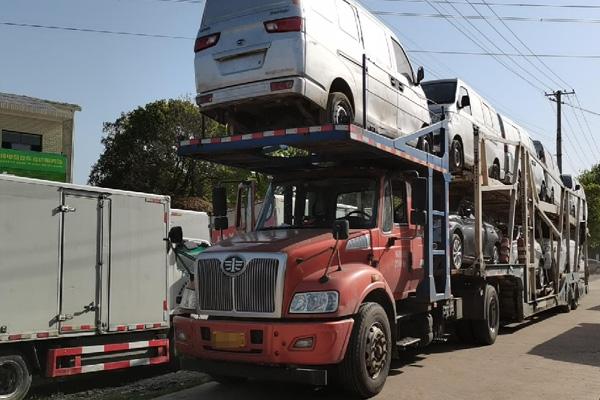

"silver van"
[194,0,431,136]
[421,79,505,180]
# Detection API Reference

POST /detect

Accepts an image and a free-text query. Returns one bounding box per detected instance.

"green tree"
[579,164,600,250]
[89,99,263,210]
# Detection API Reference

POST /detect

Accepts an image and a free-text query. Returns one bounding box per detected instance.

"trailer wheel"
[326,92,354,125]
[339,303,391,399]
[472,285,500,346]
[0,353,32,400]
[570,285,580,311]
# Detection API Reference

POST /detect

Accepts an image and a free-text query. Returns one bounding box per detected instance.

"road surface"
[157,278,600,400]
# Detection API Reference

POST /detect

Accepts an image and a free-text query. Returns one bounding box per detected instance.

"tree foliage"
[89,99,266,210]
[579,165,600,250]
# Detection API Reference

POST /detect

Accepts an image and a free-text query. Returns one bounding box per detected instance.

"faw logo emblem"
[222,256,246,276]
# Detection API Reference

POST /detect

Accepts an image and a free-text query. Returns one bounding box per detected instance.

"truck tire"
[0,352,32,400]
[339,303,392,399]
[472,285,500,346]
[326,92,354,125]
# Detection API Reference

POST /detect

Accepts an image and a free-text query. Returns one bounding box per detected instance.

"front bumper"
[173,316,353,366]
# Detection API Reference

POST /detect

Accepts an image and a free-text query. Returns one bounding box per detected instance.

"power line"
[562,102,600,118]
[463,0,556,90]
[408,49,600,59]
[566,94,600,155]
[0,21,194,39]
[379,0,600,10]
[372,11,600,24]
[479,0,571,89]
[422,0,546,93]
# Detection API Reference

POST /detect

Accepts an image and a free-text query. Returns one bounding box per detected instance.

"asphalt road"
[157,278,600,400]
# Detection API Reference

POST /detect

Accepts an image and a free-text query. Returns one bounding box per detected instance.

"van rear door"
[196,0,304,93]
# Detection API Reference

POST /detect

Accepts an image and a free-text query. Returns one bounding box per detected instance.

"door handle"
[390,76,397,88]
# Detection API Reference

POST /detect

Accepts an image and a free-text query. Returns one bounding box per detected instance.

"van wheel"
[326,92,354,125]
[540,182,547,202]
[472,285,500,345]
[490,160,501,180]
[0,353,32,400]
[338,303,391,399]
[417,136,433,154]
[450,138,464,172]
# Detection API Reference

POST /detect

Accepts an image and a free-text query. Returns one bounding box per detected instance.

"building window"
[1,131,43,152]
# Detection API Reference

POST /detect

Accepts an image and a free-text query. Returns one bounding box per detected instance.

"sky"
[1,0,598,184]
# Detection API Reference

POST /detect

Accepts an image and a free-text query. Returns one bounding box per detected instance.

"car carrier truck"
[173,115,588,398]
[0,175,213,400]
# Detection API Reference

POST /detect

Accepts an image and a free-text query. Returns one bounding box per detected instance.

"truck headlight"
[289,291,339,314]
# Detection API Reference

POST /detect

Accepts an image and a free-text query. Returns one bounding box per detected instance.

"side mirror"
[332,219,350,240]
[459,95,471,109]
[411,210,427,226]
[416,66,425,84]
[168,226,184,245]
[575,184,581,191]
[213,216,229,231]
[212,187,228,217]
[411,177,427,209]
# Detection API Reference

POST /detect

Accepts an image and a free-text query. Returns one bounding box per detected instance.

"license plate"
[212,331,246,350]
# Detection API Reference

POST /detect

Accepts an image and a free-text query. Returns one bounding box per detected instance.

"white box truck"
[0,174,187,400]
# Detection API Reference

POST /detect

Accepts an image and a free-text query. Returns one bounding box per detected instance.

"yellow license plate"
[212,331,246,350]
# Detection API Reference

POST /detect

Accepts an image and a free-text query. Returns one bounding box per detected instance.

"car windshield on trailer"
[256,177,378,230]
[422,81,458,105]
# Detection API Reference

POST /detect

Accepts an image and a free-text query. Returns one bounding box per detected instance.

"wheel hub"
[333,103,350,124]
[488,297,499,333]
[0,361,20,398]
[452,238,463,269]
[365,323,387,379]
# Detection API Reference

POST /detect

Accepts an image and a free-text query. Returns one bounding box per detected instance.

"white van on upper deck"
[194,0,431,137]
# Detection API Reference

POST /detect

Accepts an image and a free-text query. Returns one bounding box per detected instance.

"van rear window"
[422,82,458,105]
[202,0,291,24]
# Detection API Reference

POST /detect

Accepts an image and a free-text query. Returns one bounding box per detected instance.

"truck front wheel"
[0,352,32,400]
[339,302,392,399]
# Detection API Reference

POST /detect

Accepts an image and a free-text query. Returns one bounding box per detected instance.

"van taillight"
[194,33,220,52]
[264,17,303,33]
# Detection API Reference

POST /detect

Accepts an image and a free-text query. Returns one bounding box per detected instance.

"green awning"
[0,148,67,182]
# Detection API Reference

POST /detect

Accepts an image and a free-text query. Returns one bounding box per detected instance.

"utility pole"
[546,90,575,173]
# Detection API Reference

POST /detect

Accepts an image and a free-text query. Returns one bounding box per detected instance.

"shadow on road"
[528,323,600,367]
[588,304,600,312]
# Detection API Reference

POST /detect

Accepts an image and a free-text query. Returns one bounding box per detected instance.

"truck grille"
[197,257,280,314]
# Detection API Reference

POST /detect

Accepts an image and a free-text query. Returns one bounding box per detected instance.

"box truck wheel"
[339,302,391,399]
[472,285,499,346]
[326,92,354,125]
[0,352,32,400]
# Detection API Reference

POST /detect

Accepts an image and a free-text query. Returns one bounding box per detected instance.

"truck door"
[377,179,424,300]
[59,192,105,333]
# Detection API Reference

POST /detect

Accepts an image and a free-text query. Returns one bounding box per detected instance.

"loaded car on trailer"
[194,0,430,136]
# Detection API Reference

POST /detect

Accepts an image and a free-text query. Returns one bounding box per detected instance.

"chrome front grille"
[196,255,283,316]
[197,259,233,311]
[235,258,278,313]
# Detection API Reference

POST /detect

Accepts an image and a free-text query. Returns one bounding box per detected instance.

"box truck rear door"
[59,193,102,333]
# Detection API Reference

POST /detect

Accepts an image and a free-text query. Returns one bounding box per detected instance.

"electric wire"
[407,50,600,59]
[371,11,600,24]
[378,0,600,10]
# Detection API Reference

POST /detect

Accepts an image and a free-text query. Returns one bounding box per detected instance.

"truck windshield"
[422,81,458,105]
[202,0,292,25]
[256,177,378,230]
